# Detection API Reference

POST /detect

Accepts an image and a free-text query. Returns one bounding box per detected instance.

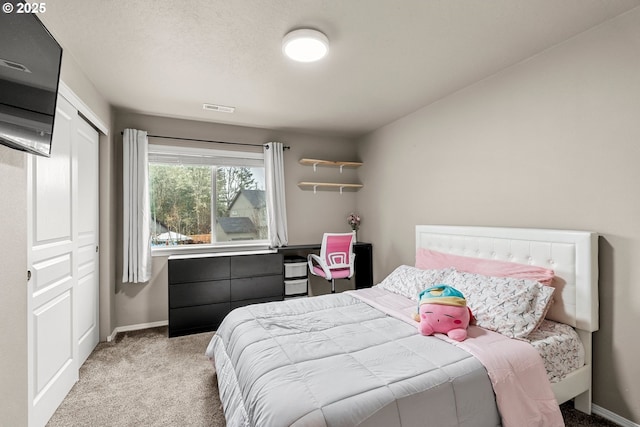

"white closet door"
[27,94,99,427]
[75,113,99,365]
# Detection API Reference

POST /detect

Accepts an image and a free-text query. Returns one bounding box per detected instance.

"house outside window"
[148,144,268,250]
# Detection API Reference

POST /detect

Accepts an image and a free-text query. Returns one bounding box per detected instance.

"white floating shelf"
[297,181,363,194]
[299,158,363,172]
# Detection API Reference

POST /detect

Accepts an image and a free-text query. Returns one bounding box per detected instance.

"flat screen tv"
[0,2,63,157]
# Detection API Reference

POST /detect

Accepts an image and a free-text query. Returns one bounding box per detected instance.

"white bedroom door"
[27,94,99,427]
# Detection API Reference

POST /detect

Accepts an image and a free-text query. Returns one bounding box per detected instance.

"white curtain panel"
[122,128,152,283]
[264,142,288,247]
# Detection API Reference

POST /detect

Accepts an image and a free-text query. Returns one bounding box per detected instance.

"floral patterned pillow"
[376,265,454,301]
[443,270,555,339]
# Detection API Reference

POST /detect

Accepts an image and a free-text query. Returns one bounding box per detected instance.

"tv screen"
[0,2,63,157]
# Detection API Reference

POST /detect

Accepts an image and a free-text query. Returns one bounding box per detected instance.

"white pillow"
[376,265,454,301]
[443,270,555,339]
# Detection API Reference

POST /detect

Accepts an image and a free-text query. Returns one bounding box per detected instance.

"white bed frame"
[415,225,598,414]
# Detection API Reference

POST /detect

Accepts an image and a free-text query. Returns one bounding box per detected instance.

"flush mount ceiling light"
[282,29,329,62]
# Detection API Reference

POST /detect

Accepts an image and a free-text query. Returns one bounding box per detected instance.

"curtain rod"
[120,132,290,150]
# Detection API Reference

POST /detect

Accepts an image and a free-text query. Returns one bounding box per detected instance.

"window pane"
[215,166,267,242]
[150,164,212,246]
[149,161,267,247]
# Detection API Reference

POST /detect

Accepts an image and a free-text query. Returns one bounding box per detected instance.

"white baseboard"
[593,404,639,427]
[106,320,169,342]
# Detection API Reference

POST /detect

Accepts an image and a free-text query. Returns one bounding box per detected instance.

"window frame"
[148,143,271,256]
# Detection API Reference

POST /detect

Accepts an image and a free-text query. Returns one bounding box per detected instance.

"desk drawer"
[285,278,308,296]
[231,274,283,301]
[169,280,230,309]
[284,261,308,279]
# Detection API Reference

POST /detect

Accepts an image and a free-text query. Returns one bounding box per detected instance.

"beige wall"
[0,147,28,425]
[357,8,640,423]
[59,56,111,125]
[111,111,359,328]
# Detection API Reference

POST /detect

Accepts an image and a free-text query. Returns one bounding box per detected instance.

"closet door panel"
[28,94,101,427]
[75,116,99,365]
[28,95,78,427]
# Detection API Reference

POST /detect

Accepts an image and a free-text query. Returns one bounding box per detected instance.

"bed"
[206,225,598,426]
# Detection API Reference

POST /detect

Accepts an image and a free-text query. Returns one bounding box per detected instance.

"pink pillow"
[415,248,554,285]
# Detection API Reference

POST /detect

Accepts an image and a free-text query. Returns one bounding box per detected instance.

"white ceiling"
[39,0,640,138]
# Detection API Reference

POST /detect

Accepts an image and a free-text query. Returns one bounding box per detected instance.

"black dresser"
[168,252,284,337]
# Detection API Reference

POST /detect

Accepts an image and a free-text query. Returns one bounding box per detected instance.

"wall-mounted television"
[0,2,63,157]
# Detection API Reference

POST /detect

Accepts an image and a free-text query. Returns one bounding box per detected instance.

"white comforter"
[206,292,500,427]
[347,288,564,427]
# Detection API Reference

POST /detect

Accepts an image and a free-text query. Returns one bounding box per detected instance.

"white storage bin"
[284,261,308,279]
[285,278,308,296]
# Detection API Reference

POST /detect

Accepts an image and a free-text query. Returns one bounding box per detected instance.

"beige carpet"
[47,326,618,427]
[47,327,225,427]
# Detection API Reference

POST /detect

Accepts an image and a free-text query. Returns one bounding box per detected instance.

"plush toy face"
[419,302,470,341]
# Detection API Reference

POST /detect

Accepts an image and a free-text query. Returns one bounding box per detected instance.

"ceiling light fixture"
[282,29,329,63]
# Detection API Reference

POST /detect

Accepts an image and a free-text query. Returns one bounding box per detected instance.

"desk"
[277,242,373,289]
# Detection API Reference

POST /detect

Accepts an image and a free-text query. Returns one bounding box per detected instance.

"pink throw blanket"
[347,288,564,427]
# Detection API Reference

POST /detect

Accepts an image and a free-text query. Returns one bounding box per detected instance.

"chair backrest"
[320,232,355,269]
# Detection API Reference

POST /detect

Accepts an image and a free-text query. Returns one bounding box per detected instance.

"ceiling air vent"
[203,103,235,113]
[0,58,31,73]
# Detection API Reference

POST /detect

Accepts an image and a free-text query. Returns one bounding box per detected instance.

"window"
[148,144,268,249]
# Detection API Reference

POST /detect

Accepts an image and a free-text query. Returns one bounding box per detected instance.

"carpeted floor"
[47,327,224,427]
[47,326,619,426]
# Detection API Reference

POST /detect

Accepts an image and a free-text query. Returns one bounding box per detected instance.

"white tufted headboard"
[415,225,599,410]
[415,225,599,332]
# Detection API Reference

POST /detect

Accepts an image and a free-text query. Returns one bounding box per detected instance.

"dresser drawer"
[169,280,230,309]
[168,257,230,284]
[231,274,283,301]
[230,253,283,278]
[230,295,283,310]
[168,302,230,337]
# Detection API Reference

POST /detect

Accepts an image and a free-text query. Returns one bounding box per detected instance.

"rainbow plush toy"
[416,285,472,342]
